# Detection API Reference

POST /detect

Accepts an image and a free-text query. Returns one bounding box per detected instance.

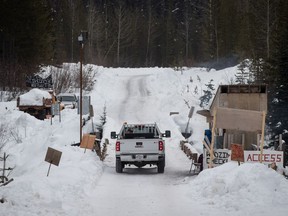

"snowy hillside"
[1,65,288,216]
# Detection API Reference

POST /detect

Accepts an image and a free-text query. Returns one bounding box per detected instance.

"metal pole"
[80,43,83,144]
[47,163,52,177]
[184,118,190,139]
[59,103,61,123]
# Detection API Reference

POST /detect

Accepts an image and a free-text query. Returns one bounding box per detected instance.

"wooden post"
[257,134,260,150]
[202,141,211,152]
[259,111,266,163]
[209,109,217,168]
[227,134,231,149]
[227,134,233,149]
[47,163,52,177]
[230,134,234,147]
[223,133,227,149]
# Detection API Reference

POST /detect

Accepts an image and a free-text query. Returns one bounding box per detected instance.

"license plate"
[135,155,143,160]
[135,142,143,148]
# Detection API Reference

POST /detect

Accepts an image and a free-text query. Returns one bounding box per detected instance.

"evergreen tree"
[199,79,215,108]
[236,59,252,84]
[266,0,288,144]
[96,104,107,140]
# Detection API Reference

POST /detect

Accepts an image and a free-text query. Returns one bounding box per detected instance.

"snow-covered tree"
[236,59,252,84]
[199,79,215,108]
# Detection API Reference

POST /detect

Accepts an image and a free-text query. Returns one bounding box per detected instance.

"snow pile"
[1,105,103,216]
[190,162,288,215]
[18,88,51,106]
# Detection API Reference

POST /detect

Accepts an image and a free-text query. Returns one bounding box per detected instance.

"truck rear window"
[122,125,159,139]
[124,133,155,139]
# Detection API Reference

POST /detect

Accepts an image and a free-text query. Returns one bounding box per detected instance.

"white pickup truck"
[111,123,171,173]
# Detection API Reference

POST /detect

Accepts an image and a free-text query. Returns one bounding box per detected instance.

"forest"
[0,0,288,142]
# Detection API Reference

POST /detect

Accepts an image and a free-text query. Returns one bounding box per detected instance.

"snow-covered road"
[118,74,152,122]
[89,70,205,215]
[87,140,201,216]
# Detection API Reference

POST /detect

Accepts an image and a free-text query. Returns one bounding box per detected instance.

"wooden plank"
[202,141,211,152]
[209,109,217,168]
[215,107,263,132]
[259,111,266,163]
[80,134,96,150]
[45,147,62,166]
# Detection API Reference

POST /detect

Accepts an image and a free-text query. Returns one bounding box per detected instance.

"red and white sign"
[203,149,283,169]
[244,151,283,165]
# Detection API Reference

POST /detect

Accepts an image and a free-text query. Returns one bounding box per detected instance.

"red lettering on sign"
[244,151,282,164]
[264,154,269,162]
[277,155,281,162]
[253,154,259,161]
[247,154,253,161]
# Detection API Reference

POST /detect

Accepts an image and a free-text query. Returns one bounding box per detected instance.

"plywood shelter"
[197,84,267,150]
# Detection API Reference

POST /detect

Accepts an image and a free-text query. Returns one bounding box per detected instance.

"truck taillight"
[159,141,164,151]
[116,141,120,151]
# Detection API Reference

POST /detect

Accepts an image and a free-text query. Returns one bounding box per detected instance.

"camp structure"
[199,84,267,150]
[197,84,274,168]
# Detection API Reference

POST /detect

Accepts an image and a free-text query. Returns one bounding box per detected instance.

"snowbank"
[189,162,288,215]
[18,88,51,106]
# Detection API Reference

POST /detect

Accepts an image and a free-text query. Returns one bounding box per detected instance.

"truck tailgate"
[119,139,160,154]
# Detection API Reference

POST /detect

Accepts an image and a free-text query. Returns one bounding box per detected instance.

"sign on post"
[203,148,230,169]
[51,103,60,115]
[245,151,283,164]
[80,134,96,152]
[188,106,195,118]
[203,149,284,169]
[231,144,244,164]
[45,147,62,176]
[77,96,91,115]
[50,103,61,124]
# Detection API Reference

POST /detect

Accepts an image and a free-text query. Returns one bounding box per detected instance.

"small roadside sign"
[45,147,62,176]
[188,106,195,118]
[89,105,94,117]
[51,103,60,115]
[80,134,96,152]
[77,96,91,115]
[231,144,244,164]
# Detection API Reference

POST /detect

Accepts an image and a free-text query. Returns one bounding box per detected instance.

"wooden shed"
[198,84,268,150]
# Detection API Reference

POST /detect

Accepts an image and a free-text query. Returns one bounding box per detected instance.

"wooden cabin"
[198,84,268,150]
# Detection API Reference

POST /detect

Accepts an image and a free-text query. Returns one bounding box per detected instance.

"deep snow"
[1,65,288,216]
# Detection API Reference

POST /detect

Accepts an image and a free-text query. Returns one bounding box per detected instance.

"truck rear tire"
[157,160,165,173]
[116,158,123,173]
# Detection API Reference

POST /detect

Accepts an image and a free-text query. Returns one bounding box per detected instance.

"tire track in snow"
[118,74,151,123]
